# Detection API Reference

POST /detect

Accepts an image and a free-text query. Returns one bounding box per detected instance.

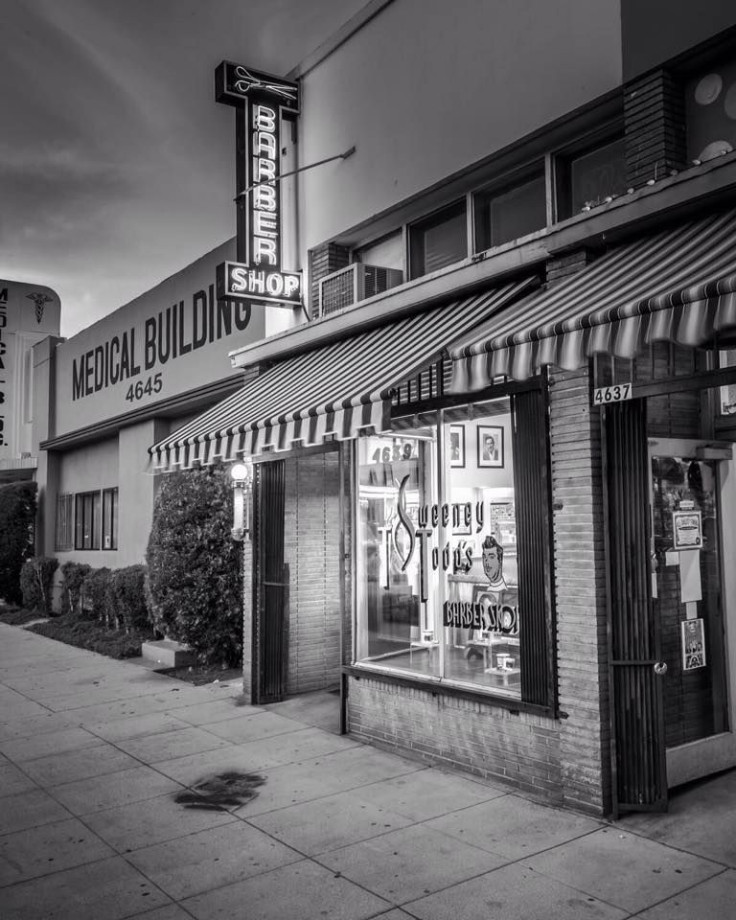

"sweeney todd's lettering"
[71,286,250,400]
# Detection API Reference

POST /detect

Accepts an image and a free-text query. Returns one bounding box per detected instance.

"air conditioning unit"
[319,263,403,316]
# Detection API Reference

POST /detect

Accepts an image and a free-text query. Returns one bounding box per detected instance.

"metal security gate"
[603,400,667,816]
[255,460,287,703]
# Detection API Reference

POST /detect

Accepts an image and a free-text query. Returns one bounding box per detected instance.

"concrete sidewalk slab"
[125,820,303,900]
[525,826,723,913]
[2,622,736,920]
[180,858,391,920]
[48,764,183,815]
[405,861,630,920]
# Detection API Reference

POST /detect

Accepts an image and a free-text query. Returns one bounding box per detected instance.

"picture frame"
[477,424,504,468]
[449,424,465,468]
[681,618,706,671]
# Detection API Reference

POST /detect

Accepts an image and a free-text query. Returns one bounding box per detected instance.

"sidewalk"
[1,623,734,920]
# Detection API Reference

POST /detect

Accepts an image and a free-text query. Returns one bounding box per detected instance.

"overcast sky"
[1,0,367,336]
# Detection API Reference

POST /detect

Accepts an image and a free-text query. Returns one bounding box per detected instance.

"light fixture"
[231,459,253,541]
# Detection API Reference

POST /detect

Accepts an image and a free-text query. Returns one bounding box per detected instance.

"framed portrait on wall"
[449,424,465,468]
[477,425,504,468]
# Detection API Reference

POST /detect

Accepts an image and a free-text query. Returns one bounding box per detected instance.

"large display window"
[355,396,548,701]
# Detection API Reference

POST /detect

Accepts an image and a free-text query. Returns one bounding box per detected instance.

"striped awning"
[449,209,736,390]
[150,278,534,470]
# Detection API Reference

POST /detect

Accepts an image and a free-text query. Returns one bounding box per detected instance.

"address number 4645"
[592,383,632,405]
[125,373,163,403]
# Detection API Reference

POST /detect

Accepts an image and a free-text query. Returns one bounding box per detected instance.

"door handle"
[653,661,668,676]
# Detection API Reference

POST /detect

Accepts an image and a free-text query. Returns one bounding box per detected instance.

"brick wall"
[348,676,564,801]
[546,250,593,286]
[308,243,350,318]
[284,450,342,693]
[624,69,687,188]
[548,368,611,814]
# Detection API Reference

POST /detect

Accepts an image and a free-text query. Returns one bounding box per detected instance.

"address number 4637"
[125,373,163,403]
[592,383,632,405]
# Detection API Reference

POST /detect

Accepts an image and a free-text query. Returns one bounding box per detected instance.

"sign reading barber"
[215,62,301,308]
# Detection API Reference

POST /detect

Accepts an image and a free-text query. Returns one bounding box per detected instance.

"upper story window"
[686,55,736,162]
[555,135,627,218]
[409,201,468,279]
[474,170,546,252]
[354,230,404,274]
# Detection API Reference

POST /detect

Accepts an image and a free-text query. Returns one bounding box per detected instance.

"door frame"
[648,436,736,787]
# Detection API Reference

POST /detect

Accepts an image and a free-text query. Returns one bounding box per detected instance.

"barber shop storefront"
[151,205,736,817]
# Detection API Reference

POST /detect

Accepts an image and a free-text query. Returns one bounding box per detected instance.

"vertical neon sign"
[215,62,301,308]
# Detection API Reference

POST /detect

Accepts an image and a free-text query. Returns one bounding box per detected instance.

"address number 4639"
[592,383,632,405]
[125,373,163,403]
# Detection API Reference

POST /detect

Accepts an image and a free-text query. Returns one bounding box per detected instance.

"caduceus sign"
[214,61,302,309]
[26,291,52,324]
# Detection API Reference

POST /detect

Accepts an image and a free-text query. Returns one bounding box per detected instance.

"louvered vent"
[319,264,403,316]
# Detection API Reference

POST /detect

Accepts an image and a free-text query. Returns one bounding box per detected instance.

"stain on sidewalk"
[175,771,266,811]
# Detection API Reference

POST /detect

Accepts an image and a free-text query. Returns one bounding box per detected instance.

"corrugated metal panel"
[605,400,667,813]
[513,387,555,708]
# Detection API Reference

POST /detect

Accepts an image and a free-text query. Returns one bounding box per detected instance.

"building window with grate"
[75,491,102,550]
[55,494,74,551]
[102,488,119,550]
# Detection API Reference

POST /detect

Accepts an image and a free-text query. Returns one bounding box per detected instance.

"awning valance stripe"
[150,278,535,469]
[449,210,736,388]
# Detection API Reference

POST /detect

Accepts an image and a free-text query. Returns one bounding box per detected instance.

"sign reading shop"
[215,62,301,308]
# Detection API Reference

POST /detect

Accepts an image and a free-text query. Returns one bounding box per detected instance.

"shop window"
[74,491,101,551]
[355,392,554,708]
[555,136,627,218]
[474,172,546,252]
[55,494,74,551]
[102,488,119,550]
[409,201,467,279]
[686,56,736,162]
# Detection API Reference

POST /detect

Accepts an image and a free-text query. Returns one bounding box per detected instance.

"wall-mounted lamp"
[231,459,253,541]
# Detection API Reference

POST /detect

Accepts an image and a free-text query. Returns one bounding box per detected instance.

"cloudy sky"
[1,0,367,336]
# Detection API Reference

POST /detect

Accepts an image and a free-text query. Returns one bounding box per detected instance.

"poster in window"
[449,424,465,468]
[681,618,706,671]
[477,425,504,468]
[672,510,703,550]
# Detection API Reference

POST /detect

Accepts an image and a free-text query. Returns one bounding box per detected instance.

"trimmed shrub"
[0,481,37,604]
[81,567,116,628]
[146,465,243,665]
[20,557,59,615]
[110,565,150,634]
[60,562,92,618]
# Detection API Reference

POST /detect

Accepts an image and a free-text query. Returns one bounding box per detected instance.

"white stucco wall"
[298,0,623,250]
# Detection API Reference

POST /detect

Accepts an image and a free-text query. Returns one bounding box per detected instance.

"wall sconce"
[231,459,253,541]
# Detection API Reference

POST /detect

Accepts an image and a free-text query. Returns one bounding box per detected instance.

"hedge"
[146,465,243,665]
[60,562,92,617]
[20,557,59,615]
[0,481,37,604]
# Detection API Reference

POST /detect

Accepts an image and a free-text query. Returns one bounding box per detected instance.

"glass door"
[649,437,736,786]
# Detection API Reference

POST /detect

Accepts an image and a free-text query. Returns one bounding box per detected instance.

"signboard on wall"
[215,61,301,309]
[0,280,61,463]
[53,240,265,438]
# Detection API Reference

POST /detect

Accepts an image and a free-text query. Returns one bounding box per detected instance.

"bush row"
[14,464,242,667]
[20,559,151,635]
